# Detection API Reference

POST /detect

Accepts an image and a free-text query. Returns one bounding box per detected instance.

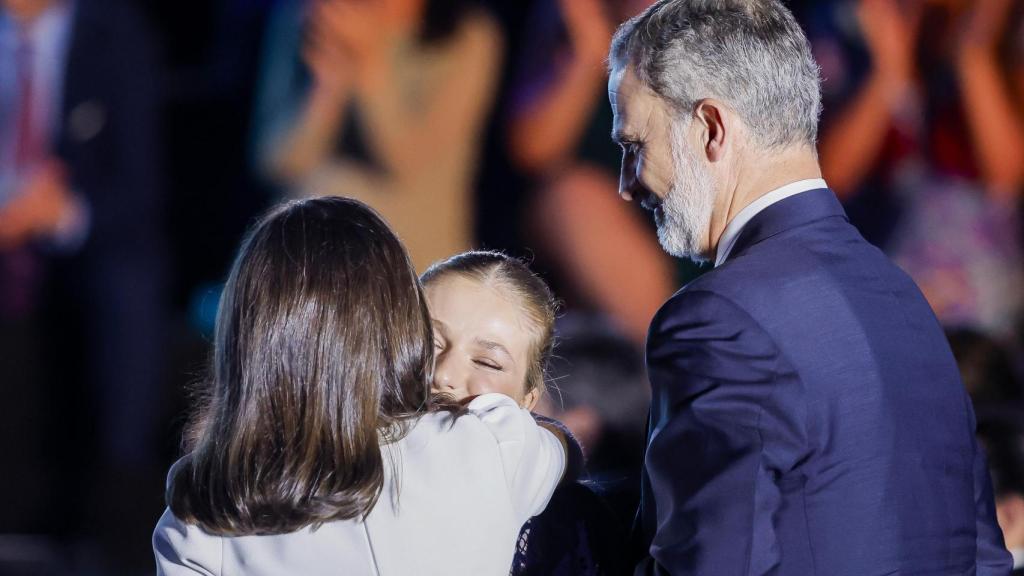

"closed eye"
[474,358,503,371]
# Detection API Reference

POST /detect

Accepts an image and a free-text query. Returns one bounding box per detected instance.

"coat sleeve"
[152,509,221,576]
[642,289,806,575]
[466,393,567,525]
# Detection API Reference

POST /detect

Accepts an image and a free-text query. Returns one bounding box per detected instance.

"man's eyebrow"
[611,128,634,143]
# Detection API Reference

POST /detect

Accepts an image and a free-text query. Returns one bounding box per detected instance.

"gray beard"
[656,121,716,262]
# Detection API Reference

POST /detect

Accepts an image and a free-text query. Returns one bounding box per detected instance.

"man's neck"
[708,145,822,255]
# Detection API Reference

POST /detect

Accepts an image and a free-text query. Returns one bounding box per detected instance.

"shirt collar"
[1012,547,1024,570]
[714,178,828,267]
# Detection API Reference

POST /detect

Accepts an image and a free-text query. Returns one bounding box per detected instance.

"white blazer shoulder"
[153,393,565,576]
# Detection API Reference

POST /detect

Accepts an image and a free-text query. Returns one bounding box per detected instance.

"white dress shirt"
[1012,547,1023,571]
[153,393,565,576]
[714,178,829,267]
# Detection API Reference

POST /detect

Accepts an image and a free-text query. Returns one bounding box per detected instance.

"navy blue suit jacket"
[639,188,1011,575]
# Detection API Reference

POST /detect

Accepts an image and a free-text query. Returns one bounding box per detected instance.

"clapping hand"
[304,1,353,95]
[857,0,923,86]
[560,0,614,65]
[958,0,1014,56]
[304,0,389,94]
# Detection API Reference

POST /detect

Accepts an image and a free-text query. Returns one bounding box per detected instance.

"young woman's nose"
[433,355,460,393]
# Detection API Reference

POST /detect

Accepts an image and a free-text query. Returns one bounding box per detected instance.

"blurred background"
[1,0,1023,573]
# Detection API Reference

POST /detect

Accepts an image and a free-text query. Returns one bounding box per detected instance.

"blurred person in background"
[252,0,503,271]
[537,314,648,527]
[0,0,165,569]
[948,327,1024,405]
[950,326,1024,573]
[976,416,1024,575]
[950,305,1024,575]
[812,0,1024,333]
[507,0,676,345]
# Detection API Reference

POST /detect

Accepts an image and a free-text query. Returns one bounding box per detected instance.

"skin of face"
[425,275,541,410]
[611,50,826,262]
[610,64,726,259]
[609,65,679,209]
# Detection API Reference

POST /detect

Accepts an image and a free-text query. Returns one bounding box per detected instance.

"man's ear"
[523,387,541,411]
[694,98,728,162]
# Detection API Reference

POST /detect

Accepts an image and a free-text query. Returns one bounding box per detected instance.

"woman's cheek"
[465,378,495,398]
[468,374,514,399]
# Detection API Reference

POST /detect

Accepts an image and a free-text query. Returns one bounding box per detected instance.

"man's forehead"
[609,68,633,123]
[609,66,651,136]
[608,66,630,107]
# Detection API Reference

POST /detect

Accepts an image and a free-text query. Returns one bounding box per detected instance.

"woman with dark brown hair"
[153,197,567,575]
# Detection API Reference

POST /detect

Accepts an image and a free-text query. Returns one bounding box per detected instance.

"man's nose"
[619,154,638,201]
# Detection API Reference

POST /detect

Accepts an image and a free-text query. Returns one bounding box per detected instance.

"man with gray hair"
[607,1,1012,574]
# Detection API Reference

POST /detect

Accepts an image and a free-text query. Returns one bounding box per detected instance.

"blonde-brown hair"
[421,251,558,397]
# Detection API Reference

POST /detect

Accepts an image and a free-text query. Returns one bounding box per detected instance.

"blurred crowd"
[1,0,1023,573]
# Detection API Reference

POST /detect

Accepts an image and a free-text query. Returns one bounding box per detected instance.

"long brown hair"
[421,251,558,399]
[168,197,433,535]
